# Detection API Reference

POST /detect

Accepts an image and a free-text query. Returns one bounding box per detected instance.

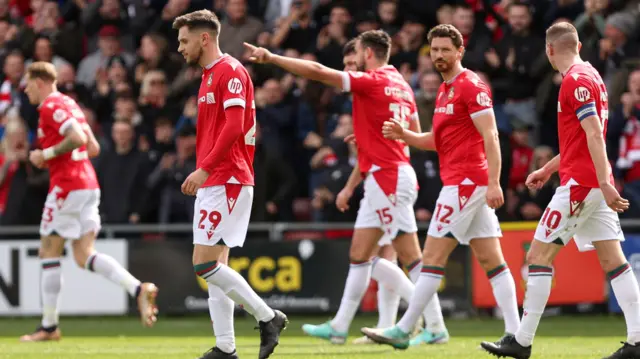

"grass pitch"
[0,314,628,358]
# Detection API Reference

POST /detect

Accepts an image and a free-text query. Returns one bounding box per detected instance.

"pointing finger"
[243,42,257,51]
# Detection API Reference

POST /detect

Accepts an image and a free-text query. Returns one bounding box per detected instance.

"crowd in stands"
[1,0,640,225]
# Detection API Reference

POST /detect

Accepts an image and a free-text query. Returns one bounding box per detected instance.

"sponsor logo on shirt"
[228,78,243,94]
[476,92,492,107]
[206,92,215,104]
[574,86,591,102]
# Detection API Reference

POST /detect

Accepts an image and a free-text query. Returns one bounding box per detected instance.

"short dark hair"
[357,30,391,62]
[343,39,357,56]
[427,24,464,49]
[172,10,221,34]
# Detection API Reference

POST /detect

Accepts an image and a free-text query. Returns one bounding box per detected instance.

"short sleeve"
[219,65,248,110]
[563,75,598,121]
[463,79,494,119]
[40,101,78,136]
[340,71,379,94]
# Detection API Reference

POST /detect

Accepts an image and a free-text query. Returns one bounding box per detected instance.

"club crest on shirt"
[448,87,455,100]
[207,73,213,86]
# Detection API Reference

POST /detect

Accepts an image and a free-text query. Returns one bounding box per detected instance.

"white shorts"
[193,184,253,248]
[534,180,624,251]
[427,183,502,245]
[39,187,101,240]
[355,165,418,246]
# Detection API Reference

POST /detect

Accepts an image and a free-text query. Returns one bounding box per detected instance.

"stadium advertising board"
[609,234,640,313]
[0,240,129,316]
[127,239,351,314]
[472,224,606,307]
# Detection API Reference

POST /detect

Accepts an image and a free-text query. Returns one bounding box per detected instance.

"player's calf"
[73,237,158,327]
[594,240,640,346]
[471,237,520,336]
[21,235,65,342]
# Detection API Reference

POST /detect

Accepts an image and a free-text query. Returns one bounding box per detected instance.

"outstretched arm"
[244,42,345,90]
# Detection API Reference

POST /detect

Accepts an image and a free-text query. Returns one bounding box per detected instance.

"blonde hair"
[26,61,57,82]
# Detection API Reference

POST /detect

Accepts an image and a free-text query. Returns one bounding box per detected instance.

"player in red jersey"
[338,39,443,346]
[244,30,447,345]
[481,22,640,359]
[360,24,520,349]
[172,10,287,359]
[19,62,158,342]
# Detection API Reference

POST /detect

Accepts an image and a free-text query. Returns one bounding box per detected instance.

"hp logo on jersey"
[574,87,591,102]
[228,78,243,94]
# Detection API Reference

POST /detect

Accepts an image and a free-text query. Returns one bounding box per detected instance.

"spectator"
[146,125,196,223]
[0,50,24,117]
[493,2,546,138]
[0,117,24,218]
[95,119,147,223]
[253,122,297,221]
[0,117,48,225]
[77,25,135,88]
[450,3,492,72]
[270,0,319,53]
[219,0,263,59]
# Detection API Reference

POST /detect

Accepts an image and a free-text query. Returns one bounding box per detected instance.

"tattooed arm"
[51,121,88,156]
[30,121,88,168]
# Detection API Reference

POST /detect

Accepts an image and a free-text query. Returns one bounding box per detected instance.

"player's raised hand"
[181,168,209,196]
[382,119,404,140]
[243,42,273,64]
[29,149,46,169]
[525,168,551,190]
[601,182,630,213]
[486,183,504,209]
[336,187,353,212]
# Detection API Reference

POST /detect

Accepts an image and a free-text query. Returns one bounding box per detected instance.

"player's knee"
[39,236,64,258]
[71,241,94,268]
[422,249,447,267]
[525,248,553,267]
[348,251,370,263]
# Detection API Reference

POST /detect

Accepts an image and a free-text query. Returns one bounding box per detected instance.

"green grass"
[0,315,629,358]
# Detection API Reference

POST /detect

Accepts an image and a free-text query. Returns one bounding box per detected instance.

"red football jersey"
[340,65,416,177]
[558,62,612,188]
[37,92,99,192]
[432,70,492,186]
[197,55,256,187]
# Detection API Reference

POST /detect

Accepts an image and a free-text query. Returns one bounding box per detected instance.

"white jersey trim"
[470,108,493,119]
[223,98,246,109]
[341,72,351,92]
[58,117,78,136]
